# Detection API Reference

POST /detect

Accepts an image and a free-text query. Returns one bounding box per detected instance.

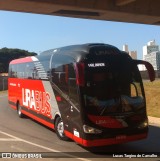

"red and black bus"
[8,43,155,147]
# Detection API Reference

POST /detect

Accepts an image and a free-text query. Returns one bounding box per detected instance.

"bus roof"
[40,43,123,61]
[10,56,38,64]
[10,43,129,64]
[40,43,120,54]
[40,43,104,55]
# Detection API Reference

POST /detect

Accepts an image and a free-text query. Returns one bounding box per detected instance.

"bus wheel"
[17,103,24,118]
[55,117,69,141]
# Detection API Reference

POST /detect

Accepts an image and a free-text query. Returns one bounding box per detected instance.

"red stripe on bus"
[22,110,54,129]
[64,130,147,147]
[10,105,17,110]
[10,57,33,64]
[82,133,147,147]
[64,130,83,144]
[64,130,72,139]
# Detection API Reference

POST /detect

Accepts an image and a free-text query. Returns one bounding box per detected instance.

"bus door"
[51,56,82,141]
[67,64,82,141]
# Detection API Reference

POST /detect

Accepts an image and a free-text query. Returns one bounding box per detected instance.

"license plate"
[116,135,126,140]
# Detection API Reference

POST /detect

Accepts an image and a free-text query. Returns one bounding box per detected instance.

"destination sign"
[88,63,105,67]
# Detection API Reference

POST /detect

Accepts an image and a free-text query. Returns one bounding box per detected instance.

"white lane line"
[0,131,20,140]
[0,138,21,141]
[0,131,90,161]
[11,145,27,152]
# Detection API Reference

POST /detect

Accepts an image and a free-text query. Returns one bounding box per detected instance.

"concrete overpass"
[0,0,160,25]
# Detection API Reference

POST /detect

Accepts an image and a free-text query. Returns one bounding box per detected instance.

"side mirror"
[134,60,155,82]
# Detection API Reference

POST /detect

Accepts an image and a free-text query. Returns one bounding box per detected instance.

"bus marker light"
[56,96,62,102]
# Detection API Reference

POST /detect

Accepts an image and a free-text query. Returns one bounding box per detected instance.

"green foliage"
[0,48,37,73]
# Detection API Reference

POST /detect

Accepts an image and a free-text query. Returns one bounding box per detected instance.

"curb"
[148,116,160,127]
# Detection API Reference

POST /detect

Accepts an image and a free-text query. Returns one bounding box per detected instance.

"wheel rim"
[57,120,64,137]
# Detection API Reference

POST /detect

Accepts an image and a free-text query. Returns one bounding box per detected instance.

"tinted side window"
[68,64,80,106]
[17,64,26,78]
[9,62,39,79]
[9,64,17,78]
[25,62,37,79]
[51,55,72,95]
[51,56,80,108]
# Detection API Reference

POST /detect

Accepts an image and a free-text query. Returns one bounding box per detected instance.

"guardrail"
[0,76,8,91]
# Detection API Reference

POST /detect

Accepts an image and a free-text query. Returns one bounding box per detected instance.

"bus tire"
[17,103,24,118]
[55,117,69,141]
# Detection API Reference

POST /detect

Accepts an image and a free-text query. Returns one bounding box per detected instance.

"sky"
[0,10,160,59]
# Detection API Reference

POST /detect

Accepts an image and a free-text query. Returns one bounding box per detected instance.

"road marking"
[0,138,21,141]
[0,131,20,140]
[11,145,26,152]
[0,131,90,161]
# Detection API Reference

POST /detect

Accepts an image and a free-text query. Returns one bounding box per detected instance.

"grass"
[143,80,160,118]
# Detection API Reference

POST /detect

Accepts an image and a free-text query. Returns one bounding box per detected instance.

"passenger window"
[10,64,17,78]
[51,63,69,95]
[17,64,25,78]
[68,64,80,107]
[51,55,80,108]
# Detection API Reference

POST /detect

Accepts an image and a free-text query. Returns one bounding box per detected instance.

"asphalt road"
[0,92,160,161]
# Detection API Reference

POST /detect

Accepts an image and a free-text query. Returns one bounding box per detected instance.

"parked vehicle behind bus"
[8,43,155,147]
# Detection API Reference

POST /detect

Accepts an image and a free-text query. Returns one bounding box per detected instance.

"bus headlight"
[138,119,148,129]
[83,125,102,134]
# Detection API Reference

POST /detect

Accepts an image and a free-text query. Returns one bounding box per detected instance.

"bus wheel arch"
[16,101,24,118]
[55,116,69,141]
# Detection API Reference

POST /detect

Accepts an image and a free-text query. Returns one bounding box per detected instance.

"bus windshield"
[83,59,145,116]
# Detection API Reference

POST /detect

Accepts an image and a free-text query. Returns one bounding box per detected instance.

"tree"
[0,48,37,73]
